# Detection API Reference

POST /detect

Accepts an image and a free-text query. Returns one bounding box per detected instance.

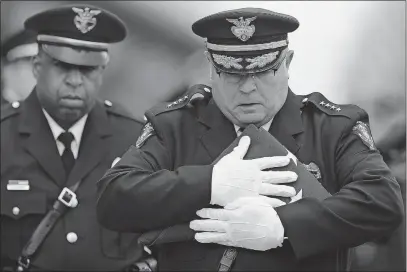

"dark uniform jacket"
[1,90,144,271]
[97,88,404,271]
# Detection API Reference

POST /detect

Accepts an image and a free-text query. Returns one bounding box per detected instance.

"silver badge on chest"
[304,162,322,179]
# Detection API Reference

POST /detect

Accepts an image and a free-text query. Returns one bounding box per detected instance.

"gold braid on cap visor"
[210,48,288,74]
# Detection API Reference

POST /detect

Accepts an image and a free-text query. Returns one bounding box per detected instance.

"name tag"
[7,180,30,191]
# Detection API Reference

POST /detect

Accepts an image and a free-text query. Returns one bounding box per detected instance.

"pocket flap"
[1,190,47,219]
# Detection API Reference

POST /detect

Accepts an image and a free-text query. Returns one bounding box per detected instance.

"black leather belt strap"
[218,248,238,272]
[16,180,83,272]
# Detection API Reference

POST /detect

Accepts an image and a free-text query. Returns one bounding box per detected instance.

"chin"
[59,108,85,122]
[237,112,265,122]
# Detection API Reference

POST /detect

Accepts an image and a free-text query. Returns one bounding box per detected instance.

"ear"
[204,51,216,80]
[32,55,41,79]
[285,50,294,69]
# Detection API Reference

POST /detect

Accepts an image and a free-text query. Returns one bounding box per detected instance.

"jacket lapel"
[269,89,304,155]
[198,99,237,161]
[18,91,66,187]
[198,89,305,160]
[66,102,112,187]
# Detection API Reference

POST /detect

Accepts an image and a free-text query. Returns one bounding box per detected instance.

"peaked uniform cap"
[1,29,38,61]
[192,7,299,74]
[192,7,299,43]
[24,4,127,66]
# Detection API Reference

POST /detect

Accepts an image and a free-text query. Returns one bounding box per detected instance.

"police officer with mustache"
[97,7,404,271]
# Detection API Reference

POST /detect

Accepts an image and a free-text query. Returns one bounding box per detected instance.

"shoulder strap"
[303,92,362,119]
[1,102,20,122]
[147,84,212,118]
[16,180,84,271]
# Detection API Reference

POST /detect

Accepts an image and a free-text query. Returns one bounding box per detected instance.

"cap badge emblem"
[72,7,102,34]
[226,16,257,42]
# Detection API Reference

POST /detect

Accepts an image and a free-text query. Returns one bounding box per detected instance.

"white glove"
[211,136,298,207]
[191,197,285,251]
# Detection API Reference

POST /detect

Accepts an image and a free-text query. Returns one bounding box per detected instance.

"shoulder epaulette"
[1,101,21,122]
[302,92,363,119]
[148,84,212,117]
[103,99,139,122]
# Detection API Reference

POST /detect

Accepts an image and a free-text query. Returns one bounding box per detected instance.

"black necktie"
[237,127,244,136]
[58,131,75,175]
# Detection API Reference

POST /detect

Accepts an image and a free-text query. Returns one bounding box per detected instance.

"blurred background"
[1,1,405,270]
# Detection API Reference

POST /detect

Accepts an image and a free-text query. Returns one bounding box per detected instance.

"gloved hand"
[191,197,285,251]
[211,136,298,207]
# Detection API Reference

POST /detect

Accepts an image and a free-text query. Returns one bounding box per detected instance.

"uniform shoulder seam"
[303,92,363,119]
[1,103,20,122]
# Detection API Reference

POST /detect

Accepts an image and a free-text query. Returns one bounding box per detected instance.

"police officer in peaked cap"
[1,29,38,105]
[97,7,404,271]
[0,4,147,271]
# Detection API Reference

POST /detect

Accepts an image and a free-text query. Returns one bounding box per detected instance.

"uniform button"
[302,98,308,103]
[104,100,113,107]
[12,207,20,216]
[12,101,20,108]
[66,232,78,243]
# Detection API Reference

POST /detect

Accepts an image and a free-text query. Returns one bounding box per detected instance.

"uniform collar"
[270,88,304,136]
[42,108,88,149]
[198,87,304,156]
[198,87,302,135]
[234,119,273,136]
[19,89,111,138]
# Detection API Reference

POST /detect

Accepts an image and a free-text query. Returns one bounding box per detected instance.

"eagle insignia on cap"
[352,121,376,151]
[226,16,257,42]
[72,7,102,34]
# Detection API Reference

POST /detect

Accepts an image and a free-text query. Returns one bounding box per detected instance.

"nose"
[65,67,83,87]
[239,75,256,94]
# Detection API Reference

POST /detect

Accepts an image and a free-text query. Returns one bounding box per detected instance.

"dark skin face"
[32,49,105,130]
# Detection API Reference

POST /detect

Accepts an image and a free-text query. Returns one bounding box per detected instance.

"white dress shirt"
[234,119,273,137]
[42,109,88,159]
